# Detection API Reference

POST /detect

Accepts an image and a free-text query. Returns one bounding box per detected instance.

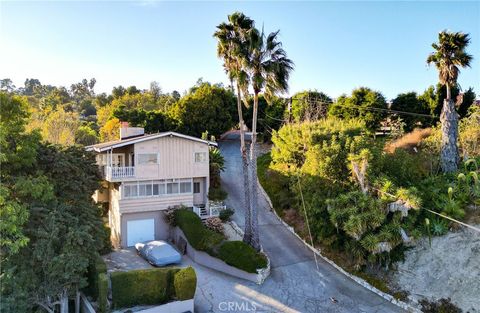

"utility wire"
[294,170,320,272]
[372,187,480,233]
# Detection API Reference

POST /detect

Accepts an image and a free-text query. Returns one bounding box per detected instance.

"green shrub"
[218,241,268,273]
[110,268,179,309]
[97,273,108,313]
[86,256,107,299]
[430,218,449,236]
[175,209,267,273]
[99,224,112,255]
[208,186,228,201]
[173,267,197,300]
[174,209,223,252]
[219,208,234,222]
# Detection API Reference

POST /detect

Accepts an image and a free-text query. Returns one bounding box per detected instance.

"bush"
[99,224,112,255]
[86,256,107,299]
[110,268,179,309]
[97,273,108,313]
[208,186,228,201]
[218,241,268,273]
[204,217,224,234]
[174,209,223,252]
[173,267,197,300]
[419,298,462,313]
[175,209,267,273]
[219,208,234,222]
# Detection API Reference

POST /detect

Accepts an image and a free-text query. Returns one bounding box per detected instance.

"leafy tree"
[390,92,430,131]
[126,85,141,95]
[41,107,79,145]
[427,30,473,173]
[420,84,476,119]
[112,85,126,99]
[328,87,388,132]
[170,82,237,138]
[457,87,476,118]
[1,91,106,312]
[99,117,121,141]
[75,124,98,146]
[23,78,42,96]
[243,94,287,142]
[290,90,332,123]
[112,106,177,133]
[0,93,40,258]
[0,78,16,92]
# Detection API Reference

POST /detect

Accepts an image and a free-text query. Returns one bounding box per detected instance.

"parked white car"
[135,240,182,267]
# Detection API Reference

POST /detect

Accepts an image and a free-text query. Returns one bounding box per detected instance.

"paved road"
[200,134,404,313]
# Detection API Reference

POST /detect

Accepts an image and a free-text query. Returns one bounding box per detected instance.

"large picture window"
[137,153,158,165]
[122,179,192,199]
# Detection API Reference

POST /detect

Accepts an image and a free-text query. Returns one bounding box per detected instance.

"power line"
[372,187,480,234]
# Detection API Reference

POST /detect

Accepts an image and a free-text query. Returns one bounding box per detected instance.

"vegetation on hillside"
[0,92,108,312]
[259,113,480,271]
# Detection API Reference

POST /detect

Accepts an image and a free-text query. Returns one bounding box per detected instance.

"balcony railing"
[105,166,135,180]
[193,203,226,219]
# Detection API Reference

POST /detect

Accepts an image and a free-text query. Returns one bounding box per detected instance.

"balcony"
[105,166,135,181]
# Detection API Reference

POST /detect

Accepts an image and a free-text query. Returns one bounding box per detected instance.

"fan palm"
[427,31,473,173]
[214,12,255,244]
[243,27,294,250]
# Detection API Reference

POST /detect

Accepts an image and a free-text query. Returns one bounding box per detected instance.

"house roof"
[85,131,217,152]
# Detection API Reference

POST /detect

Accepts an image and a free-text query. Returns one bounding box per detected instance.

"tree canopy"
[328,87,388,132]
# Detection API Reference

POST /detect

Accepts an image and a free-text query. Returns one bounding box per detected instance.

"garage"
[126,219,155,246]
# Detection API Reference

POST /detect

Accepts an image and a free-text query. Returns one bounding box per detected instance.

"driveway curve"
[194,133,403,313]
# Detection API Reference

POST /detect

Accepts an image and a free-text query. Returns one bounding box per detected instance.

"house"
[86,124,221,248]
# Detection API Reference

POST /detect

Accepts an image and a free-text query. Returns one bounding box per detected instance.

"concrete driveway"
[203,134,404,313]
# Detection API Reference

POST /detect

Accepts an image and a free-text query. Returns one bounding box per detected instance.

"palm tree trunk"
[235,83,253,244]
[247,92,261,251]
[440,84,459,173]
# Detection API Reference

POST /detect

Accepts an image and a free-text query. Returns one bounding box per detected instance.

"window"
[123,179,192,199]
[137,153,158,165]
[195,152,207,163]
[167,182,179,194]
[138,183,152,197]
[194,182,200,194]
[123,184,138,198]
[180,181,192,193]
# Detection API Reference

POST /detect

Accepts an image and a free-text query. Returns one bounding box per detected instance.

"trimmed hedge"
[97,273,108,313]
[111,268,178,309]
[175,209,268,273]
[174,267,197,300]
[218,241,268,273]
[174,209,223,252]
[86,256,107,299]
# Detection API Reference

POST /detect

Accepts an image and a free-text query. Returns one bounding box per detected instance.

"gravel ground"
[392,226,480,312]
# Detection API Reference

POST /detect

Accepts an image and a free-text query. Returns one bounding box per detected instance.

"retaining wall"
[173,227,270,284]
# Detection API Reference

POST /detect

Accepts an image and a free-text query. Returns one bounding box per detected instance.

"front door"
[193,178,204,205]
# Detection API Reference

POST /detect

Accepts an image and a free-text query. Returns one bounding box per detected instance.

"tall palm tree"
[427,30,473,173]
[214,13,255,243]
[244,28,294,250]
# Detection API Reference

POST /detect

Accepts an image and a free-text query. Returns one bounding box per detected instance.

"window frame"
[194,152,207,163]
[122,178,193,199]
[137,153,159,165]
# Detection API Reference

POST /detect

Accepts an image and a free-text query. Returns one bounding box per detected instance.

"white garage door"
[127,219,155,246]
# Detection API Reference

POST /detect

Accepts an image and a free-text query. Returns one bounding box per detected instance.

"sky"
[1,1,479,100]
